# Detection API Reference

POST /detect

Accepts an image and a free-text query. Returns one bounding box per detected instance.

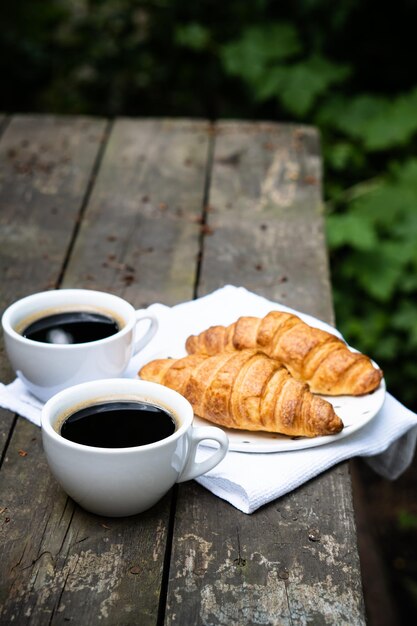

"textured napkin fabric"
[1,285,417,514]
[197,392,417,513]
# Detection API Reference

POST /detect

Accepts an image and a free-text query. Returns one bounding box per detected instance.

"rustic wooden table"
[0,116,366,625]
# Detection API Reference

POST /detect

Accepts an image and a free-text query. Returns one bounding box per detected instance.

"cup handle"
[177,426,229,483]
[133,311,159,355]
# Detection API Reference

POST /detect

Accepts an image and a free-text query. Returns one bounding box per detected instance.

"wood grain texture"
[62,118,211,307]
[200,121,333,323]
[0,115,8,135]
[0,115,108,319]
[0,114,111,624]
[0,114,107,452]
[167,121,365,625]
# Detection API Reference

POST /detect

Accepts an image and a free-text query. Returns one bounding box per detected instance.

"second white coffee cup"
[41,378,229,516]
[2,289,158,401]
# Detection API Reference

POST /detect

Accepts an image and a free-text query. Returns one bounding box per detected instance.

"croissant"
[185,312,383,396]
[139,350,343,438]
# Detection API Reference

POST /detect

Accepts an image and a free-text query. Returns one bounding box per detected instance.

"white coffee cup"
[41,378,229,517]
[2,289,158,401]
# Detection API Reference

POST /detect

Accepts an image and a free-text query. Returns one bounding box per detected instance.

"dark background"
[2,1,417,622]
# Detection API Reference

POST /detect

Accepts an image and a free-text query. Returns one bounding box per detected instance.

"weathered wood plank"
[0,114,108,320]
[167,121,365,625]
[0,114,108,383]
[0,113,107,453]
[56,119,211,624]
[0,114,107,452]
[63,118,211,308]
[0,410,15,463]
[0,115,8,134]
[200,121,333,322]
[0,114,111,624]
[0,118,212,625]
[0,111,108,320]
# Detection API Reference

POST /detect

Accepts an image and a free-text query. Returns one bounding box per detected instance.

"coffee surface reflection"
[22,311,120,344]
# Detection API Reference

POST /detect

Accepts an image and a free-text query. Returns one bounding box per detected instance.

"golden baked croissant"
[139,350,343,438]
[185,312,383,396]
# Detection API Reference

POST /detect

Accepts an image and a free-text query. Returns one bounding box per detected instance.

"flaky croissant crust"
[139,350,343,438]
[185,311,383,396]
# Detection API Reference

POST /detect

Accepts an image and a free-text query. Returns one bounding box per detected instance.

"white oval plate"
[136,296,386,453]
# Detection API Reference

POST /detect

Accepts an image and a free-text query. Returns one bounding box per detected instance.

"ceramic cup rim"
[1,289,136,349]
[41,378,194,454]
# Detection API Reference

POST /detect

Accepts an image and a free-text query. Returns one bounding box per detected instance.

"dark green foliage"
[2,0,417,414]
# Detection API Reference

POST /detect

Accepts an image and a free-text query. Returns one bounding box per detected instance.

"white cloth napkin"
[1,285,417,514]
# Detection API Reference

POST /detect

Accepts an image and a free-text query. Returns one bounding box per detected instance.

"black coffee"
[60,400,176,448]
[22,311,120,344]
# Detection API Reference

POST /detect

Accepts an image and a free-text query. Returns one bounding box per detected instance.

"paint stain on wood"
[5,544,124,621]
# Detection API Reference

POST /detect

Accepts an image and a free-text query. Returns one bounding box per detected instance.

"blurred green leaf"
[325,141,365,172]
[318,89,417,150]
[365,88,417,150]
[336,239,415,302]
[397,510,417,531]
[222,26,350,115]
[221,23,301,84]
[392,304,417,348]
[278,56,351,115]
[175,23,211,51]
[318,94,387,139]
[326,213,377,250]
